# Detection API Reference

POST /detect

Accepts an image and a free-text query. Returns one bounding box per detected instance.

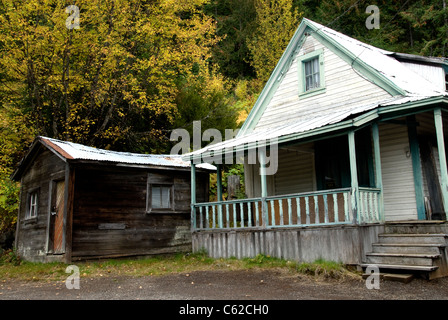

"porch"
[185,108,448,273]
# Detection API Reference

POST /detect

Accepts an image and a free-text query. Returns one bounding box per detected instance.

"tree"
[0,0,219,153]
[204,0,258,79]
[246,0,302,86]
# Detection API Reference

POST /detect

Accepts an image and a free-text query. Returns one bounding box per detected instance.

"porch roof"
[182,95,448,163]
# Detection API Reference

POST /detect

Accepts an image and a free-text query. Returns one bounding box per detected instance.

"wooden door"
[52,180,65,253]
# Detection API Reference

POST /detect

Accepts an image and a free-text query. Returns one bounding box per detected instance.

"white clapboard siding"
[379,122,418,221]
[416,112,437,199]
[254,35,392,132]
[274,146,315,195]
[243,161,275,198]
[402,62,445,93]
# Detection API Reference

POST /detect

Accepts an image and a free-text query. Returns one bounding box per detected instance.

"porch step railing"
[192,187,383,231]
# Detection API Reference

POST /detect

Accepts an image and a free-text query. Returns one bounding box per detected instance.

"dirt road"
[2,269,448,300]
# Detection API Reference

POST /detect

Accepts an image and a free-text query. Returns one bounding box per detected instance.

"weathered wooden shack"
[12,136,213,262]
[184,19,448,279]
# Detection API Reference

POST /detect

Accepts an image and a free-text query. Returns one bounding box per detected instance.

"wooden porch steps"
[361,232,448,280]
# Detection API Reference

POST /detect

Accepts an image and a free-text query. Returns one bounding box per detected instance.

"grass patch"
[0,250,361,282]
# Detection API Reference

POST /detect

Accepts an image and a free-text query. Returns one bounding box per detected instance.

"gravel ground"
[1,269,448,300]
[1,269,447,318]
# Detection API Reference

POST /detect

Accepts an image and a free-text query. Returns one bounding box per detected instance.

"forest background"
[1,0,448,235]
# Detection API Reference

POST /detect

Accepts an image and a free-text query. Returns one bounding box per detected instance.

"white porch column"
[348,130,359,223]
[190,162,196,231]
[259,149,268,227]
[434,108,448,215]
[372,123,385,221]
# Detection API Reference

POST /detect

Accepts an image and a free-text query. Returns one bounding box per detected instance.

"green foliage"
[204,0,258,79]
[0,248,21,266]
[0,0,220,153]
[246,0,302,86]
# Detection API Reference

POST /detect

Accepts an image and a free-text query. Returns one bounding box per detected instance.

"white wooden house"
[183,19,448,278]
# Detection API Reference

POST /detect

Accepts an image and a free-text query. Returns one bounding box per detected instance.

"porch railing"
[192,187,383,231]
[357,187,382,223]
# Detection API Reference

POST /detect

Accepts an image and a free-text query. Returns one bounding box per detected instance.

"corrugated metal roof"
[40,137,215,170]
[307,19,445,97]
[185,95,443,160]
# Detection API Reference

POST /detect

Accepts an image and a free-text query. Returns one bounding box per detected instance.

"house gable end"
[238,18,409,137]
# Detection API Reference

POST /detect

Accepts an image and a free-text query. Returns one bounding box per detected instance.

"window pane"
[152,187,161,208]
[305,60,312,76]
[306,75,312,91]
[151,186,171,209]
[304,57,320,91]
[28,192,38,218]
[161,187,171,208]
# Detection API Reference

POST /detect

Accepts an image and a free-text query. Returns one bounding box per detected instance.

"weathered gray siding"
[71,166,209,260]
[192,224,384,264]
[15,148,66,262]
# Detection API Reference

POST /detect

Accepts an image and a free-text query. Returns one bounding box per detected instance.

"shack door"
[50,180,65,254]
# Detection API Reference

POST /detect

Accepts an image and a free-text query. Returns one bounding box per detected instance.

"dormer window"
[298,48,326,97]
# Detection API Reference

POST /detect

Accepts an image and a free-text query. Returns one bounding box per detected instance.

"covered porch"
[190,108,448,232]
[184,105,448,265]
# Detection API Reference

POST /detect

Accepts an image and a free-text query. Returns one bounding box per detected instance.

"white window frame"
[146,175,174,213]
[26,190,39,220]
[298,48,326,98]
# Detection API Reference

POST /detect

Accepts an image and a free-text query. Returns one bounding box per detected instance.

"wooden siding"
[379,121,418,221]
[244,160,275,198]
[402,62,445,92]
[274,145,315,195]
[254,34,392,132]
[71,165,209,260]
[192,224,384,264]
[15,148,66,262]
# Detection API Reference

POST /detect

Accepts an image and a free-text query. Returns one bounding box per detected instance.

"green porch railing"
[192,187,383,231]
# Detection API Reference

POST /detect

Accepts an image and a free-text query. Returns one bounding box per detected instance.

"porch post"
[259,149,268,227]
[191,162,197,231]
[216,164,223,201]
[348,130,359,224]
[372,123,385,221]
[434,108,448,215]
[216,163,223,228]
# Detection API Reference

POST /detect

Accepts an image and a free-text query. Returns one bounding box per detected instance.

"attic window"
[298,48,326,98]
[445,73,448,91]
[305,57,320,90]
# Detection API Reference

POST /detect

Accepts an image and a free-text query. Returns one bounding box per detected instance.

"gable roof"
[239,18,447,136]
[183,18,448,163]
[12,136,215,180]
